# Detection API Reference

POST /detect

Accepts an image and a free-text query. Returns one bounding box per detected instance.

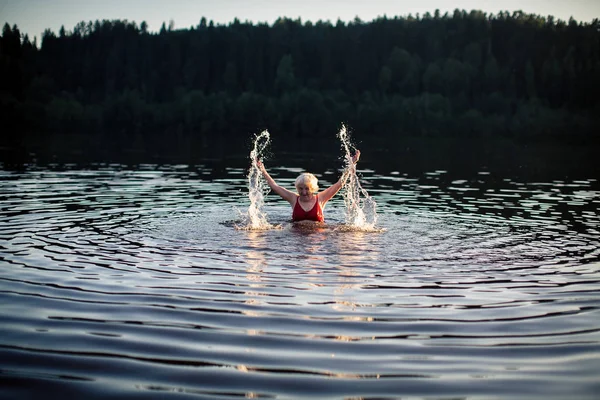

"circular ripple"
[1,166,599,399]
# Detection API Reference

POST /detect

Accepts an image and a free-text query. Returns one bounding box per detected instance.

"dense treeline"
[1,9,600,159]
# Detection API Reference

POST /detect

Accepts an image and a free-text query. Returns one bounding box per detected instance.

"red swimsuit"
[292,194,324,222]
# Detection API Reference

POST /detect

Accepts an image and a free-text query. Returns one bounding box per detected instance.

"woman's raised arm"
[318,150,360,205]
[257,160,297,205]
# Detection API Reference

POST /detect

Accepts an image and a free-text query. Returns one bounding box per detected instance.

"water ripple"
[1,165,599,399]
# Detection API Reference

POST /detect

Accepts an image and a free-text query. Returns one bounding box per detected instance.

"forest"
[1,9,599,161]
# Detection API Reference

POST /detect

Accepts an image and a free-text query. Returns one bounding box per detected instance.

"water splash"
[236,130,276,230]
[238,126,378,231]
[338,125,379,231]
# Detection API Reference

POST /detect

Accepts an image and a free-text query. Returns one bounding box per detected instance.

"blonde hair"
[295,173,319,194]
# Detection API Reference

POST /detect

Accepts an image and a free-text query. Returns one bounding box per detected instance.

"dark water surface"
[1,162,599,399]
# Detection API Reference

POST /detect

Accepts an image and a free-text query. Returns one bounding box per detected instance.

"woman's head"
[295,173,319,195]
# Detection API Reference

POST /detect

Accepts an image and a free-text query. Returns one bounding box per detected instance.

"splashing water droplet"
[237,130,276,230]
[338,125,379,231]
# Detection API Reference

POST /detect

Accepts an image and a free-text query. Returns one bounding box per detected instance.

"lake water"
[1,160,599,399]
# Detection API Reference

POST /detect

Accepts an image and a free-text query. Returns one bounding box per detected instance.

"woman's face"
[296,183,312,198]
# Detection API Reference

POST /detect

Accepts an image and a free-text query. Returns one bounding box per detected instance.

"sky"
[2,0,599,41]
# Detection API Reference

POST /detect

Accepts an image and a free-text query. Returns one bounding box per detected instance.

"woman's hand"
[351,150,361,164]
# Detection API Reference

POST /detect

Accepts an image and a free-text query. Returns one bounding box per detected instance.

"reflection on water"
[0,163,599,399]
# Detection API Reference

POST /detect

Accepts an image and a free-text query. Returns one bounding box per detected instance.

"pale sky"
[2,0,599,41]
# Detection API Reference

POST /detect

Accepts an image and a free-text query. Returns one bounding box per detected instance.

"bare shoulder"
[277,188,297,206]
[288,194,299,206]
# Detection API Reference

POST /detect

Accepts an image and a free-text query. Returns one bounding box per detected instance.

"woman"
[256,151,360,223]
